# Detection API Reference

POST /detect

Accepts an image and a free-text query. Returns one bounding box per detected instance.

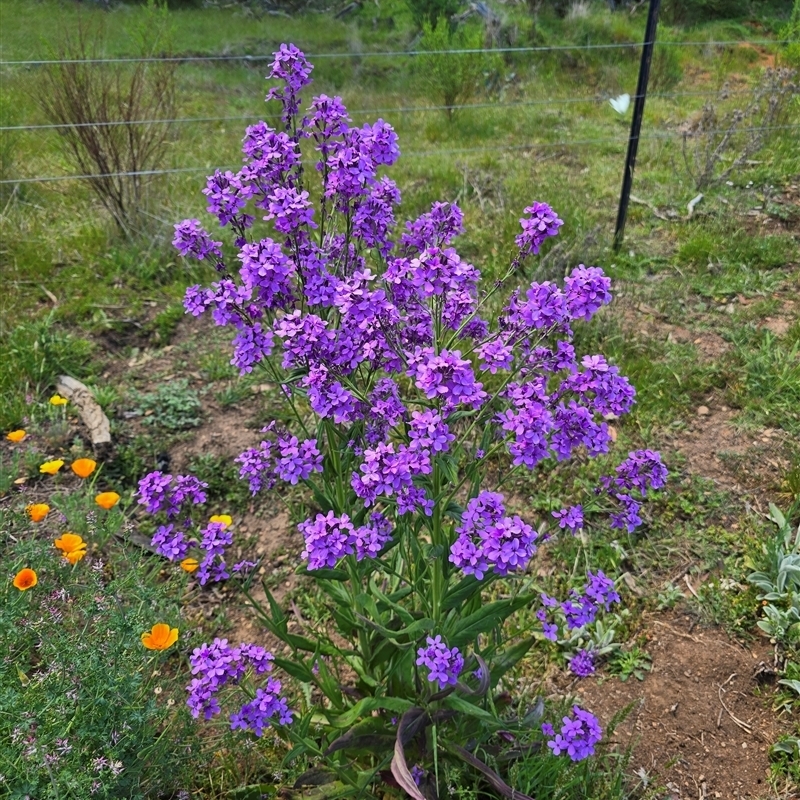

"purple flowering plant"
[155,43,670,798]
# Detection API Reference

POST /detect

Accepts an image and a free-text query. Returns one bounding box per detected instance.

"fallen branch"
[56,375,111,450]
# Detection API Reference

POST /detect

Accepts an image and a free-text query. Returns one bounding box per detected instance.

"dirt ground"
[576,611,785,800]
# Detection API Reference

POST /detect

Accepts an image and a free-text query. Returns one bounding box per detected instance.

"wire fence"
[0,38,788,67]
[0,89,755,133]
[2,125,797,186]
[1,36,793,192]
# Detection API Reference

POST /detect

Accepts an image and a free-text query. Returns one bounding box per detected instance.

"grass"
[1,0,799,796]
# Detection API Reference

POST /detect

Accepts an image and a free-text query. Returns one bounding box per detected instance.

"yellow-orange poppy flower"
[13,568,38,591]
[95,492,120,510]
[39,459,65,476]
[6,430,26,443]
[49,395,68,406]
[141,623,179,651]
[71,458,97,479]
[180,558,199,573]
[209,514,232,528]
[26,504,50,523]
[54,533,88,564]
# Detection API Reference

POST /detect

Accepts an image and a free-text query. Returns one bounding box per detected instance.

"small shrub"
[38,1,177,235]
[131,379,202,431]
[406,0,463,30]
[781,0,800,69]
[662,0,748,26]
[650,43,683,92]
[417,20,503,119]
[681,67,799,189]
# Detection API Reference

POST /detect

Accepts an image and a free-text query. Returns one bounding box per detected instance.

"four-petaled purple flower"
[544,706,602,761]
[416,635,464,690]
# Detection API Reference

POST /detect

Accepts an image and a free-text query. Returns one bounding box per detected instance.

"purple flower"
[236,440,275,495]
[568,649,596,677]
[238,238,295,310]
[299,512,355,570]
[416,635,464,690]
[449,492,538,580]
[564,265,612,322]
[151,523,189,561]
[402,202,464,253]
[612,450,668,496]
[410,765,425,786]
[476,337,514,373]
[266,43,314,125]
[407,347,486,411]
[353,513,393,560]
[230,679,293,735]
[137,472,207,519]
[544,706,602,761]
[136,471,174,514]
[264,186,316,233]
[275,436,323,484]
[552,505,583,534]
[173,219,222,262]
[515,202,563,257]
[409,410,454,453]
[231,323,274,374]
[187,638,291,733]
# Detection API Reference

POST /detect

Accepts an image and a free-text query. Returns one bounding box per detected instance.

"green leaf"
[489,637,536,684]
[298,567,350,581]
[442,694,499,725]
[272,656,315,683]
[448,595,534,648]
[324,696,414,729]
[442,575,488,610]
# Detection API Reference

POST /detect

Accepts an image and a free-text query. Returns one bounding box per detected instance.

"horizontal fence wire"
[2,124,797,186]
[0,89,754,133]
[0,39,787,67]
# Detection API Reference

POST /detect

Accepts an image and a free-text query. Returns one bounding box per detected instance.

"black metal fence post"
[613,0,661,251]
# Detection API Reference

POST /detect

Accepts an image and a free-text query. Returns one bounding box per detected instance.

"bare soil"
[575,611,784,800]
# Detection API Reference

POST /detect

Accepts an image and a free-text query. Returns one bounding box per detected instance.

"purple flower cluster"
[416,635,464,690]
[568,649,596,677]
[299,511,393,569]
[515,202,563,257]
[449,492,539,580]
[538,571,620,640]
[136,472,241,584]
[236,432,322,495]
[543,706,602,761]
[552,505,584,534]
[137,471,207,518]
[187,638,292,735]
[598,450,668,533]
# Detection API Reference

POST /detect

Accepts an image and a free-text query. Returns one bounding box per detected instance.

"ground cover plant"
[1,0,799,797]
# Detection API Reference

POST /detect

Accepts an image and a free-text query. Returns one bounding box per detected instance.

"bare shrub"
[681,68,799,190]
[39,5,177,235]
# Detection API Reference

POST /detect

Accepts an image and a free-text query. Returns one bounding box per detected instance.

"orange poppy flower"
[13,568,38,591]
[49,395,68,406]
[141,623,179,651]
[95,492,120,510]
[6,430,26,443]
[209,514,232,528]
[39,459,65,476]
[26,504,50,523]
[54,533,88,565]
[180,558,199,573]
[71,458,97,479]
